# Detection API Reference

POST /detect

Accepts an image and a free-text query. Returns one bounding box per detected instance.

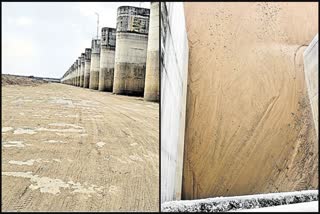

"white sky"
[1,2,150,78]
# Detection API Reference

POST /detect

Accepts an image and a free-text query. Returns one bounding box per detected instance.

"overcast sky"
[2,2,150,78]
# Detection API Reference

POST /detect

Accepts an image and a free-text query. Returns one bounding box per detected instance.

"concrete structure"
[73,60,78,86]
[162,190,318,212]
[74,61,77,86]
[89,39,101,90]
[144,2,159,101]
[113,6,150,96]
[76,57,80,86]
[74,60,77,86]
[303,34,318,137]
[80,53,85,87]
[161,2,189,204]
[84,48,92,88]
[98,27,116,91]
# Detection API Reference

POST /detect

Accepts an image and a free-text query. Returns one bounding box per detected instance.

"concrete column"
[80,53,85,87]
[77,57,81,86]
[74,62,77,86]
[84,48,92,88]
[72,61,75,86]
[303,34,318,137]
[70,65,73,85]
[98,27,116,91]
[89,39,101,90]
[144,2,159,101]
[69,66,72,85]
[73,61,78,86]
[113,6,150,96]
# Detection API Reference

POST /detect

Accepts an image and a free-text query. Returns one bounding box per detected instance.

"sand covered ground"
[2,74,48,86]
[183,2,318,200]
[2,78,159,211]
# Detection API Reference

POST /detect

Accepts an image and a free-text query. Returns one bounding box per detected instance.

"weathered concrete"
[144,2,159,102]
[89,39,101,90]
[76,55,81,87]
[113,6,150,96]
[98,27,116,91]
[161,2,189,204]
[80,53,85,87]
[161,190,318,212]
[303,34,318,137]
[75,60,78,86]
[73,60,78,86]
[84,48,91,88]
[2,81,159,212]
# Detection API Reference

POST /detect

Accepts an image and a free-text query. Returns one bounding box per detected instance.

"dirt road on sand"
[2,82,159,211]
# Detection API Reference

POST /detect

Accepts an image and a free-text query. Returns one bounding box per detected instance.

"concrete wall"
[77,58,81,86]
[183,2,318,200]
[113,6,150,96]
[144,2,160,102]
[161,2,189,203]
[89,39,101,90]
[99,27,116,91]
[303,34,318,137]
[84,48,91,88]
[73,61,78,86]
[80,53,85,87]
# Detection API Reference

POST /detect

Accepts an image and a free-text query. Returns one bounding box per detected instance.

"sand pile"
[183,2,318,200]
[2,74,48,86]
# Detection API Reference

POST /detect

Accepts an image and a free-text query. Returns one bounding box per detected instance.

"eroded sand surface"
[183,2,318,200]
[2,83,159,211]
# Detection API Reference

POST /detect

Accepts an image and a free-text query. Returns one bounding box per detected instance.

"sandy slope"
[183,2,318,200]
[2,74,48,86]
[2,82,159,211]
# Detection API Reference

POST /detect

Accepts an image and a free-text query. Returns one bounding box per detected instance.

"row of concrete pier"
[61,3,159,102]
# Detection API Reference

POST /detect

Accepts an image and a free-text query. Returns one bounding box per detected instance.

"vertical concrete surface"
[70,66,73,85]
[74,60,78,86]
[89,39,101,90]
[75,60,78,86]
[161,2,189,204]
[99,27,116,91]
[144,2,160,101]
[80,53,85,87]
[73,60,78,86]
[303,34,318,137]
[77,57,81,86]
[113,6,150,96]
[84,48,92,88]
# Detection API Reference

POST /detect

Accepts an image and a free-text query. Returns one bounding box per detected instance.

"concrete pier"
[80,53,85,87]
[74,59,78,86]
[74,60,78,86]
[144,2,159,101]
[84,48,92,88]
[77,57,81,86]
[73,60,78,86]
[113,6,150,96]
[89,39,101,90]
[98,27,116,91]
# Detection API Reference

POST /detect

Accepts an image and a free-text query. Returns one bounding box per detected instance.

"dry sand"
[2,78,159,211]
[2,74,48,86]
[183,2,318,200]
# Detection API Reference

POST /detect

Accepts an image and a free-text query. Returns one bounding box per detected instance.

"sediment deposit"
[183,2,318,200]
